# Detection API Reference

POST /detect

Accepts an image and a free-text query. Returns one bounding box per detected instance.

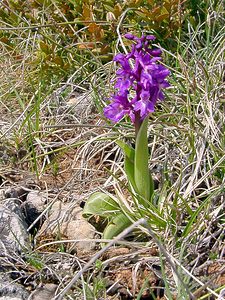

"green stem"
[134,112,142,137]
[134,116,152,206]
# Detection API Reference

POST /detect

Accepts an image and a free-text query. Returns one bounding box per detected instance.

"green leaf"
[182,202,207,237]
[116,140,137,190]
[83,192,119,218]
[116,140,135,161]
[102,213,132,240]
[134,117,154,206]
[124,155,137,190]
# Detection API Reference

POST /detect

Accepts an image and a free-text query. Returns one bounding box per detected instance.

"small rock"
[0,199,30,254]
[39,202,97,255]
[22,191,47,229]
[26,191,47,213]
[0,273,30,300]
[61,217,96,254]
[28,283,57,300]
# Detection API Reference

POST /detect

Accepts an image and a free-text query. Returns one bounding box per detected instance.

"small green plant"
[51,161,59,177]
[26,253,44,271]
[83,33,170,240]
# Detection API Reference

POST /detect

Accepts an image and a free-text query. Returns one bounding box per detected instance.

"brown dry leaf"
[77,42,95,49]
[88,22,99,34]
[113,3,122,18]
[82,3,93,21]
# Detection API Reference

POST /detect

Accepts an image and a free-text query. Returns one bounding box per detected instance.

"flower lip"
[124,33,135,40]
[146,35,156,40]
[149,48,162,56]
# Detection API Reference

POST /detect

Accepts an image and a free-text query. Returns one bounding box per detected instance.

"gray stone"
[0,199,30,254]
[0,273,30,300]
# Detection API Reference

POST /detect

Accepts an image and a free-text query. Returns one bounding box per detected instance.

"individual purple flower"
[104,91,135,123]
[104,33,170,126]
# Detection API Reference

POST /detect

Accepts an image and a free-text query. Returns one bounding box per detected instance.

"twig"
[34,239,145,251]
[45,124,114,129]
[116,7,133,55]
[0,20,112,31]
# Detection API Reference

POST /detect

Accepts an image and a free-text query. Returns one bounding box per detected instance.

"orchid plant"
[83,34,170,240]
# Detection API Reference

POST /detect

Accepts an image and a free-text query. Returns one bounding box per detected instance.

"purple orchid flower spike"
[104,33,170,134]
